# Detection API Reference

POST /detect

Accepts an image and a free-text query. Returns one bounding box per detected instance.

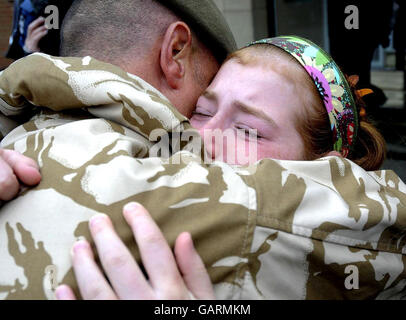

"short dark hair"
[60,0,180,64]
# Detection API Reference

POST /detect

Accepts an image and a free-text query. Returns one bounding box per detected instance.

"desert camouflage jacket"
[0,53,406,300]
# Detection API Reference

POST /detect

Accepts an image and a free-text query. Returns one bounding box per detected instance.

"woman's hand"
[24,17,48,53]
[0,149,41,201]
[55,203,215,300]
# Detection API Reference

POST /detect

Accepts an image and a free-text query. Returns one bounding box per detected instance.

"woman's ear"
[160,22,193,89]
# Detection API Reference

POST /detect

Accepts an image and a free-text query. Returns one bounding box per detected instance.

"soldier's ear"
[160,22,193,89]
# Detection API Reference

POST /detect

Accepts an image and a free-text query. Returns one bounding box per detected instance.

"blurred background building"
[0,0,405,179]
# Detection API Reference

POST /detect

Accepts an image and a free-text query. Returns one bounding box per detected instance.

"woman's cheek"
[255,141,284,161]
[228,135,258,165]
[190,117,200,129]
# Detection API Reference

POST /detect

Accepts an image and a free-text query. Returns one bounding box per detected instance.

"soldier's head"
[60,0,236,118]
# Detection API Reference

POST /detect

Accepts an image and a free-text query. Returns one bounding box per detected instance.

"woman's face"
[190,60,306,165]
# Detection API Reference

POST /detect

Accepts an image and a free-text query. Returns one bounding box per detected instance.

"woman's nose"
[199,116,230,161]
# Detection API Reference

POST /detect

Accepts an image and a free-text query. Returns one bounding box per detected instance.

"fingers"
[0,149,41,186]
[123,203,186,297]
[71,239,117,300]
[175,233,215,300]
[61,203,211,301]
[26,26,48,48]
[89,214,154,300]
[31,27,48,41]
[0,149,41,201]
[0,156,19,201]
[26,17,48,52]
[27,17,45,34]
[55,285,77,300]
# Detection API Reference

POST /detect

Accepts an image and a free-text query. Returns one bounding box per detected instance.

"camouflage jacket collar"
[0,53,191,140]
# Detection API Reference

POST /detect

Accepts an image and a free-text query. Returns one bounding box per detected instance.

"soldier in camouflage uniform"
[1,1,406,300]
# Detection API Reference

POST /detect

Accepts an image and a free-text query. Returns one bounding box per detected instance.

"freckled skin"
[190,60,306,165]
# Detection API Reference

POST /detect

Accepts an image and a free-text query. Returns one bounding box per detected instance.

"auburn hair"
[226,44,386,171]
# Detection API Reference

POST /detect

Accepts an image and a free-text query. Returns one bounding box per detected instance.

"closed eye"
[192,109,213,118]
[235,126,263,140]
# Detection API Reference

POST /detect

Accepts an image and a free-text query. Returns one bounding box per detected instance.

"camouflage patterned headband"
[248,36,358,158]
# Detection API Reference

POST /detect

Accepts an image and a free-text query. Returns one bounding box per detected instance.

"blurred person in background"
[5,0,73,59]
[328,0,394,111]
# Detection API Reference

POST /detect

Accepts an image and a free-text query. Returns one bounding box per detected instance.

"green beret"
[157,0,237,62]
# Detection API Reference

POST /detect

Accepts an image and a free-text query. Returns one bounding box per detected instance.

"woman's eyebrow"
[236,101,278,129]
